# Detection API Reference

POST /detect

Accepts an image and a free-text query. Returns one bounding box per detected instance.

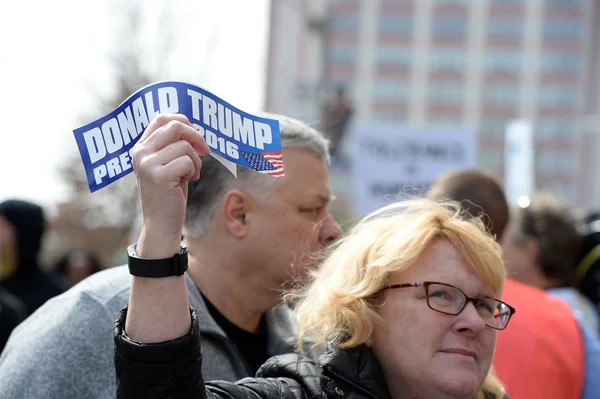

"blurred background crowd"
[1,0,599,395]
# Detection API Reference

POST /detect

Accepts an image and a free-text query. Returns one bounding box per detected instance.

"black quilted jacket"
[114,307,508,399]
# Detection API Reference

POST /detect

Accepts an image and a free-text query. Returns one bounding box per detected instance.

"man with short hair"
[0,113,342,398]
[427,169,592,399]
[502,192,600,338]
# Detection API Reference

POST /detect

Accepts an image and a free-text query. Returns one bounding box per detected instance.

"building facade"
[266,0,599,209]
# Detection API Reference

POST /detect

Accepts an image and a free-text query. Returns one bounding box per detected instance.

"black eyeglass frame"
[379,281,516,330]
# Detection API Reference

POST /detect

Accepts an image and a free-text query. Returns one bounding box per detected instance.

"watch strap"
[127,243,188,278]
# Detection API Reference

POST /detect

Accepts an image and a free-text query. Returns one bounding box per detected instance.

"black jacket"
[0,199,66,315]
[114,307,509,399]
[0,288,26,352]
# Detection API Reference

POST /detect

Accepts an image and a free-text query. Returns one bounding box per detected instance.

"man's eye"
[300,207,320,217]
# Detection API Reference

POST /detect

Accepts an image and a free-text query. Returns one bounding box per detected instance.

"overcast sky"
[0,0,270,211]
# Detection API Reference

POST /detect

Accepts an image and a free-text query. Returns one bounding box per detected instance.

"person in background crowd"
[576,212,600,313]
[427,170,592,399]
[0,199,66,316]
[0,113,341,399]
[0,212,27,353]
[502,192,600,339]
[54,248,103,288]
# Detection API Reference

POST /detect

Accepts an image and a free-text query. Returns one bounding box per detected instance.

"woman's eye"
[476,301,494,314]
[430,291,449,299]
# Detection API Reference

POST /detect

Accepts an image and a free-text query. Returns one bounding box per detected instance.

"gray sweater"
[0,266,298,398]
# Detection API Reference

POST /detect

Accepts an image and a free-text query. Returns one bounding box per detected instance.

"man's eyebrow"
[301,192,335,205]
[318,193,336,203]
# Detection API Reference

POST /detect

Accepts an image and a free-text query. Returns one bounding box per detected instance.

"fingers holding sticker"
[131,114,210,241]
[137,114,210,162]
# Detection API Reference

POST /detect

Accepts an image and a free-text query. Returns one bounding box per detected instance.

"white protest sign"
[351,123,477,216]
[504,120,534,207]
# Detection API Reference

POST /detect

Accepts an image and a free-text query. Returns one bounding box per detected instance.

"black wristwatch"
[127,243,188,278]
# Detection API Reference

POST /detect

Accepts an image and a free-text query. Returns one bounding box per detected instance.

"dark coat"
[0,199,66,315]
[114,307,509,399]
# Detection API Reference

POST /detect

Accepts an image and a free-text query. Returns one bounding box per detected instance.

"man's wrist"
[136,228,182,259]
[128,243,188,278]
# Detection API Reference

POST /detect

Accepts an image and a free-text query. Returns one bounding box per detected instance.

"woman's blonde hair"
[291,199,506,398]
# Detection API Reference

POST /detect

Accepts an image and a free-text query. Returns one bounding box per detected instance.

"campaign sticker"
[73,81,284,193]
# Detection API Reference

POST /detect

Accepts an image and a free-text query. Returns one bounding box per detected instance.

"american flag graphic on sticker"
[241,151,285,177]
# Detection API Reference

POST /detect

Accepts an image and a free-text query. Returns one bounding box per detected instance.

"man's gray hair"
[183,113,330,238]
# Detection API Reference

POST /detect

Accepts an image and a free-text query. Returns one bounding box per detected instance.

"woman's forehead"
[387,241,489,294]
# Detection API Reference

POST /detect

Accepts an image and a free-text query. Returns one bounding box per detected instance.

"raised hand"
[126,114,209,342]
[132,114,210,256]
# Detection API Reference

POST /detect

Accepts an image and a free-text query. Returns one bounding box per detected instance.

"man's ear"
[524,237,540,264]
[222,189,252,239]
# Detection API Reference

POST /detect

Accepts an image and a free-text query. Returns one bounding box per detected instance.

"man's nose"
[319,214,342,246]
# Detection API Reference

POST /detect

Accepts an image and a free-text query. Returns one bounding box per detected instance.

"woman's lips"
[440,348,477,360]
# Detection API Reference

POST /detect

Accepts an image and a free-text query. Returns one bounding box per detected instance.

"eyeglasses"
[379,281,516,330]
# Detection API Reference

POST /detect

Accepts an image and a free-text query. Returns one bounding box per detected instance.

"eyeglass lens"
[426,283,511,329]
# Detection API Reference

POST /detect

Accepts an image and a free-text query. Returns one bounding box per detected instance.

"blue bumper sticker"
[73,81,283,192]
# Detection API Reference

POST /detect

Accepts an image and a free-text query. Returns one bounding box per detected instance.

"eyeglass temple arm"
[386,282,422,289]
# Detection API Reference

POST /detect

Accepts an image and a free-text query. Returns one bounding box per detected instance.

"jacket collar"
[185,273,296,356]
[320,345,391,399]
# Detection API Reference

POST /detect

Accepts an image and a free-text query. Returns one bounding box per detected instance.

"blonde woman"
[114,115,514,399]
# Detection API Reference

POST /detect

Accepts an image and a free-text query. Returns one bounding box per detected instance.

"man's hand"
[132,114,210,257]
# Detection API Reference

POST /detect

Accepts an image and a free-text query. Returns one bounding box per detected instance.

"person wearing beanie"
[0,199,66,316]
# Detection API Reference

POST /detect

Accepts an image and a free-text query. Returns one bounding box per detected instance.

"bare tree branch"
[50,1,218,267]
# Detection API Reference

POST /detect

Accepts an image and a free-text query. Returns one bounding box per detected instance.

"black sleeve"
[113,306,302,399]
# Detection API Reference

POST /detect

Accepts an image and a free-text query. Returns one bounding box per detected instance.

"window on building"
[540,52,580,73]
[429,83,465,103]
[536,152,575,171]
[376,45,412,66]
[429,49,466,70]
[537,86,578,107]
[546,0,582,7]
[534,120,576,138]
[487,18,523,38]
[484,51,522,72]
[543,19,581,40]
[374,80,411,100]
[481,119,510,137]
[431,16,467,37]
[483,86,520,106]
[329,14,360,33]
[378,15,413,34]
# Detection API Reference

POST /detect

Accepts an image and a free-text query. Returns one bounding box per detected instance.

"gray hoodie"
[0,266,297,398]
